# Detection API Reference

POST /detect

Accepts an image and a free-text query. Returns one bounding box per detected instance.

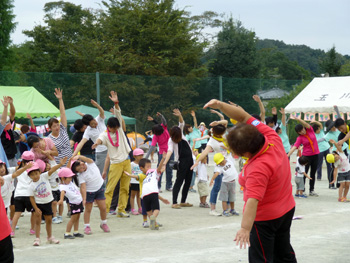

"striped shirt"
[49,123,72,165]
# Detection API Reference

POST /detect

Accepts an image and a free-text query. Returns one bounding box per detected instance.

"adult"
[276,108,291,154]
[163,109,193,209]
[192,120,228,216]
[73,100,108,174]
[204,99,296,262]
[0,96,17,167]
[287,117,320,196]
[335,118,350,155]
[144,113,173,191]
[27,135,58,163]
[70,119,95,160]
[0,97,10,167]
[47,88,72,165]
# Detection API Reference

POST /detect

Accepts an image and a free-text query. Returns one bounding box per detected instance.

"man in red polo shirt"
[204,99,296,263]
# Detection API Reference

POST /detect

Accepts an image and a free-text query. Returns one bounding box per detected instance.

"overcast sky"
[11,0,350,55]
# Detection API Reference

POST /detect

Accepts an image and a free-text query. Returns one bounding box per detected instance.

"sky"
[10,0,350,55]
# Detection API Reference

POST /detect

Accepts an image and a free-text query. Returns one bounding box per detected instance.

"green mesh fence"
[0,71,302,134]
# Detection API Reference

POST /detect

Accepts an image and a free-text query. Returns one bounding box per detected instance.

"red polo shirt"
[238,117,295,221]
[0,187,12,240]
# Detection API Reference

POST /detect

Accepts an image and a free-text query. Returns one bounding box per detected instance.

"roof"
[285,76,350,113]
[258,88,290,100]
[0,86,59,118]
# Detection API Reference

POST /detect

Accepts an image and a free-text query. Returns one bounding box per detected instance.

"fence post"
[219,76,223,101]
[96,72,100,104]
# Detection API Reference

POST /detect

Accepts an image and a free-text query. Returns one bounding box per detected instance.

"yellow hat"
[213,153,225,165]
[230,118,238,125]
[196,154,201,160]
[326,154,335,163]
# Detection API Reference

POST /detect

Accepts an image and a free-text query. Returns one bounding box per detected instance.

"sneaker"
[150,215,156,230]
[299,195,308,198]
[117,211,130,218]
[73,233,84,238]
[138,208,142,214]
[52,217,60,224]
[100,223,110,233]
[229,209,240,216]
[57,216,63,223]
[189,188,196,193]
[33,238,40,246]
[109,210,117,215]
[294,194,300,198]
[199,203,205,208]
[10,231,15,238]
[171,204,181,209]
[204,203,210,208]
[338,197,346,202]
[309,191,319,197]
[131,209,139,215]
[180,203,193,207]
[84,226,92,235]
[41,220,45,224]
[15,225,19,230]
[64,234,75,239]
[209,210,222,216]
[47,236,60,244]
[29,229,35,235]
[142,221,149,228]
[222,210,232,217]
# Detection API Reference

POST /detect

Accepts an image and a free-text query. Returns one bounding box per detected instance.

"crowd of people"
[0,91,349,262]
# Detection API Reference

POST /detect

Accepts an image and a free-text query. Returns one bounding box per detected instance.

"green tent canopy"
[0,86,59,118]
[32,105,136,125]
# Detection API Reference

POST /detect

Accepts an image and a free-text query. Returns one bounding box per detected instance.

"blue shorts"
[141,199,147,216]
[86,185,106,203]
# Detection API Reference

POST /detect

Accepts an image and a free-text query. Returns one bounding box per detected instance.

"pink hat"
[133,148,144,156]
[58,167,75,178]
[22,151,35,161]
[70,159,79,169]
[27,162,40,174]
[0,159,4,164]
[35,159,46,173]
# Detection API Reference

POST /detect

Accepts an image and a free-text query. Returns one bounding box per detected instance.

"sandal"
[33,238,40,246]
[172,204,181,209]
[47,236,60,244]
[180,203,193,207]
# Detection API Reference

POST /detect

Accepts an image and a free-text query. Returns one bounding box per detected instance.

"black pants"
[317,149,331,180]
[172,157,193,204]
[304,154,318,192]
[0,235,14,263]
[249,207,297,263]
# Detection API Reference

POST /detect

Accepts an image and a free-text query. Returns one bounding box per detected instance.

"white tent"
[285,76,350,114]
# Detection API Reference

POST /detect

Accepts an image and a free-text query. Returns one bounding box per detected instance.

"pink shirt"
[31,137,55,162]
[0,189,11,240]
[151,124,170,154]
[294,127,320,156]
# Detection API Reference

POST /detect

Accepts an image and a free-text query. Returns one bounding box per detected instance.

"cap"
[326,154,335,163]
[133,148,144,156]
[325,120,335,132]
[196,154,201,160]
[70,159,79,169]
[0,159,4,164]
[27,162,40,174]
[35,159,46,173]
[199,122,206,126]
[58,167,75,178]
[230,119,238,125]
[213,153,225,165]
[21,151,35,161]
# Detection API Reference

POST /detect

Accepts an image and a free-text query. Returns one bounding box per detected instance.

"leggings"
[304,154,318,192]
[317,149,331,180]
[172,157,193,204]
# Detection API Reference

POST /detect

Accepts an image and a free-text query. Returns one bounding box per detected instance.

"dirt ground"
[10,153,350,262]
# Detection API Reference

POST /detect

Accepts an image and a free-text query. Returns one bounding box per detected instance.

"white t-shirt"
[214,155,238,182]
[195,162,208,182]
[1,174,14,208]
[83,115,108,153]
[295,157,305,178]
[77,163,104,192]
[207,135,228,157]
[59,182,82,205]
[48,160,60,191]
[334,152,350,173]
[29,172,54,204]
[130,162,141,184]
[141,170,160,198]
[14,171,32,197]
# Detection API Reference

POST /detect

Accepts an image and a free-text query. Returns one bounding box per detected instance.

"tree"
[319,46,342,76]
[0,0,16,70]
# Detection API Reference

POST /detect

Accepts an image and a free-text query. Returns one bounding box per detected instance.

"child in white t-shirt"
[130,148,144,215]
[295,156,311,198]
[194,154,209,208]
[211,153,239,216]
[70,155,109,235]
[58,167,84,239]
[124,157,170,230]
[28,157,66,246]
[327,140,350,202]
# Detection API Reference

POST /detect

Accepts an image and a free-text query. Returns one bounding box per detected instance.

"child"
[295,156,312,198]
[210,153,239,216]
[124,157,170,230]
[130,148,144,215]
[194,154,209,208]
[327,140,350,202]
[11,151,37,237]
[70,155,110,235]
[28,157,66,246]
[58,167,84,239]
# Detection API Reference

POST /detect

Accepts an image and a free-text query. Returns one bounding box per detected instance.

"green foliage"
[0,0,17,70]
[339,61,350,76]
[319,46,342,76]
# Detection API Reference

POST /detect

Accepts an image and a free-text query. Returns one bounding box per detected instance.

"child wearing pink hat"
[130,148,144,216]
[28,157,67,246]
[58,167,84,239]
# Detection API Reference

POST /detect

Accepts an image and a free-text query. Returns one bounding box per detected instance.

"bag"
[169,160,179,170]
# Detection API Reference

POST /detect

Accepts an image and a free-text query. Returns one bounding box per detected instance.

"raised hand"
[54,88,63,100]
[252,95,261,102]
[271,107,277,115]
[279,108,285,115]
[59,157,68,166]
[1,96,9,107]
[26,113,32,119]
[109,91,119,103]
[173,109,182,117]
[90,99,99,107]
[203,99,221,110]
[190,110,196,117]
[156,112,162,117]
[147,116,154,121]
[8,96,13,104]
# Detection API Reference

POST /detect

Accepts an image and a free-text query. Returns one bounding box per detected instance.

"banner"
[333,112,344,121]
[290,112,301,120]
[318,113,330,122]
[304,112,315,121]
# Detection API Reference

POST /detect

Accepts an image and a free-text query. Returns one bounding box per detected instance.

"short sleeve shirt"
[59,182,82,204]
[31,137,55,162]
[207,135,228,157]
[295,157,305,178]
[214,155,238,182]
[278,123,291,153]
[185,128,202,149]
[130,162,142,185]
[294,127,320,156]
[315,130,330,153]
[1,174,14,208]
[77,162,104,192]
[151,124,170,154]
[334,152,350,173]
[196,162,208,181]
[49,123,72,164]
[83,115,108,153]
[29,172,54,204]
[140,170,160,198]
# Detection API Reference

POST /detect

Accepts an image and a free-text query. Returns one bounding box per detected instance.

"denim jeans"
[190,171,196,187]
[158,152,174,190]
[209,173,223,204]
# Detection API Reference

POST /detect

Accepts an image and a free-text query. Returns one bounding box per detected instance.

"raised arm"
[48,157,67,176]
[334,105,341,118]
[191,144,213,170]
[102,153,110,179]
[272,107,277,125]
[90,99,105,120]
[75,111,84,117]
[26,113,36,131]
[191,110,198,129]
[54,88,67,128]
[109,91,120,111]
[11,162,33,179]
[74,155,94,164]
[147,116,158,125]
[1,96,9,126]
[209,120,228,128]
[157,112,167,126]
[173,108,183,123]
[72,138,88,157]
[296,117,311,129]
[279,108,286,126]
[210,109,224,120]
[252,95,265,123]
[8,96,16,121]
[329,139,343,153]
[311,120,323,130]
